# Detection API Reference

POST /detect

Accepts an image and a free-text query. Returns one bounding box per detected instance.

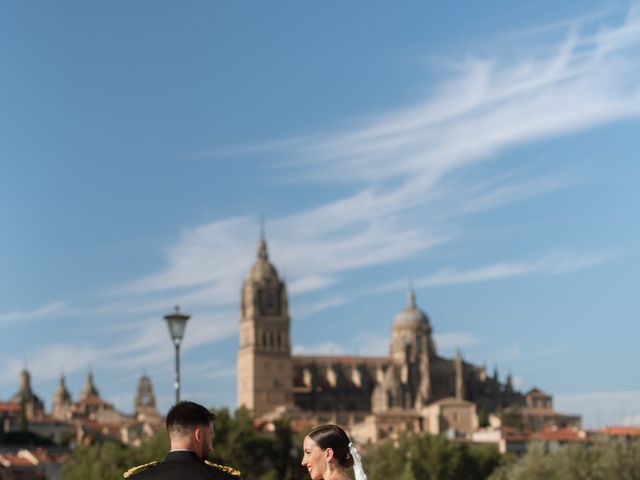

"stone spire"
[407,287,416,308]
[248,231,278,284]
[19,369,31,392]
[80,368,100,400]
[135,374,156,410]
[506,371,514,393]
[135,374,159,420]
[52,373,72,419]
[415,330,432,408]
[455,349,465,400]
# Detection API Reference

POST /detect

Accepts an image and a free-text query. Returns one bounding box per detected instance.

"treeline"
[363,433,503,480]
[60,407,307,480]
[65,408,640,479]
[489,440,640,480]
[60,406,504,480]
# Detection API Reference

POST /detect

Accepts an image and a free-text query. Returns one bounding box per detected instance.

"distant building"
[0,403,20,434]
[0,448,66,480]
[10,369,45,419]
[493,388,581,432]
[237,235,574,442]
[3,369,162,448]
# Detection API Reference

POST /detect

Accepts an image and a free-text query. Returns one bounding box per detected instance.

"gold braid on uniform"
[123,461,159,478]
[205,460,242,476]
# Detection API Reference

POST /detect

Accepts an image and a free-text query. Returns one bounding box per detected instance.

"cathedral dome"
[249,238,279,283]
[393,289,429,329]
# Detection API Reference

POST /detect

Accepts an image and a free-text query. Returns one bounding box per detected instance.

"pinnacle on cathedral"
[134,373,161,422]
[53,373,72,404]
[248,233,280,284]
[393,287,430,328]
[52,373,72,419]
[135,374,156,410]
[80,368,100,400]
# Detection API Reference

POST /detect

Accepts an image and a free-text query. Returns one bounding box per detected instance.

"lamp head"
[164,305,190,345]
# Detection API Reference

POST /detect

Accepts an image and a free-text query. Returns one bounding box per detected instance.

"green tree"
[210,406,274,479]
[364,432,501,480]
[60,440,133,480]
[489,439,640,480]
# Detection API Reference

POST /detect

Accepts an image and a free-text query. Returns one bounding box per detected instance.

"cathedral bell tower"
[237,234,292,417]
[389,289,435,408]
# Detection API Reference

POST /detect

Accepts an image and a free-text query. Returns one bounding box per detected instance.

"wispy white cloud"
[289,275,337,295]
[60,8,637,330]
[292,296,349,320]
[0,301,72,324]
[293,342,348,356]
[351,333,390,357]
[434,332,483,351]
[415,250,620,286]
[556,390,640,428]
[294,333,390,358]
[1,344,100,387]
[3,6,638,414]
[372,249,620,294]
[511,376,526,388]
[109,7,640,306]
[279,7,640,185]
[622,414,640,427]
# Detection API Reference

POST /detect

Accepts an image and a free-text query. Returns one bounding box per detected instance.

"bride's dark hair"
[307,424,354,468]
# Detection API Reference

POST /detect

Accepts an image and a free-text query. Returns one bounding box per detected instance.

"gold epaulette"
[205,460,242,477]
[123,461,159,478]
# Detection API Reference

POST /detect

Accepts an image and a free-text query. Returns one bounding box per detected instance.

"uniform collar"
[165,450,201,462]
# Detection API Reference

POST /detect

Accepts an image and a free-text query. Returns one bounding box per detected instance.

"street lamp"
[164,305,190,404]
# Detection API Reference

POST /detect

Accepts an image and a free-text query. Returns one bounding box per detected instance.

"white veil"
[348,442,367,480]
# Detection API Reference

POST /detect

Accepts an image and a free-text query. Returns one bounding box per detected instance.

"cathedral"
[237,236,578,442]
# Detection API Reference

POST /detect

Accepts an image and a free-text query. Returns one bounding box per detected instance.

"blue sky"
[2,1,640,428]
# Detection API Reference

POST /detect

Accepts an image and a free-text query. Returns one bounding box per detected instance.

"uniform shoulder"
[205,460,242,478]
[123,460,159,478]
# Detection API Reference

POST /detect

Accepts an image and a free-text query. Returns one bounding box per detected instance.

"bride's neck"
[323,468,350,480]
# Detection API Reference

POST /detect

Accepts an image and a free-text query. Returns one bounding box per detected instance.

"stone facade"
[237,236,542,440]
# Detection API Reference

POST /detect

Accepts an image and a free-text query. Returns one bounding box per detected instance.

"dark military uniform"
[124,450,241,480]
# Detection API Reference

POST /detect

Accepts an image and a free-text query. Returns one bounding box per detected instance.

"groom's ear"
[193,425,203,443]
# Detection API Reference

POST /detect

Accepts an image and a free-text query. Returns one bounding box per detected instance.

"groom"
[124,400,241,479]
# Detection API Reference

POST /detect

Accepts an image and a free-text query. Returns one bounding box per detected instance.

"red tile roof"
[597,426,640,436]
[294,355,388,365]
[534,427,584,442]
[0,402,21,413]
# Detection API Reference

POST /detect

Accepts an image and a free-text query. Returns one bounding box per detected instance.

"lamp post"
[164,305,190,404]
